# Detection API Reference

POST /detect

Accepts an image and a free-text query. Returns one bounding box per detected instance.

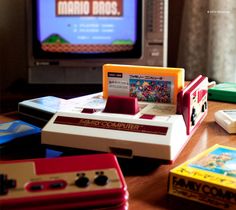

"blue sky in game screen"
[190,147,236,177]
[37,0,137,45]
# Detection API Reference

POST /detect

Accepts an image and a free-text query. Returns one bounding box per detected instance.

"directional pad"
[191,107,197,126]
[0,174,16,195]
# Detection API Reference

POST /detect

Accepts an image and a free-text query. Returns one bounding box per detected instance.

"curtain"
[178,0,236,82]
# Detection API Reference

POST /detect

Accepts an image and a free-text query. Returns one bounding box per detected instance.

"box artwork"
[168,144,236,210]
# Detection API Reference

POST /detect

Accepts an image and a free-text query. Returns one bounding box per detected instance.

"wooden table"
[1,100,236,210]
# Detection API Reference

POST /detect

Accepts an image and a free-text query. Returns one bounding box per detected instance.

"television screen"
[33,0,142,59]
[28,0,168,84]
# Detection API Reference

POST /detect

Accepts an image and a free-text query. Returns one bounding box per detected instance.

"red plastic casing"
[177,75,208,135]
[0,154,128,210]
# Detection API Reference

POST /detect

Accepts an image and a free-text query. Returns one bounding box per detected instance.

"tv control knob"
[0,174,16,195]
[75,176,90,188]
[94,173,109,186]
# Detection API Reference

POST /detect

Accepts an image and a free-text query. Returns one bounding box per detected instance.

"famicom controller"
[177,75,208,135]
[0,154,128,210]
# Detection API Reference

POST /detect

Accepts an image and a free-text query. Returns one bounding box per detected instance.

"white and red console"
[0,154,128,210]
[41,65,208,162]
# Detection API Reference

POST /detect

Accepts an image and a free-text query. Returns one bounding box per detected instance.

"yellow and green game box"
[168,144,236,210]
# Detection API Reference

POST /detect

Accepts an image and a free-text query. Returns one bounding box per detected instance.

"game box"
[208,82,236,103]
[0,120,43,159]
[18,96,68,123]
[215,110,236,134]
[168,144,236,210]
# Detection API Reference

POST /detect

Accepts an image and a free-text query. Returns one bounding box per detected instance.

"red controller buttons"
[94,171,109,186]
[75,171,110,187]
[26,180,67,192]
[75,173,90,188]
[29,184,44,192]
[0,174,16,195]
[48,181,67,190]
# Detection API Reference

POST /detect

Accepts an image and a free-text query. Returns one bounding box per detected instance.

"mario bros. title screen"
[36,0,138,53]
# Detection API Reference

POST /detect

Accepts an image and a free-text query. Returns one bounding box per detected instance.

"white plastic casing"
[215,110,236,134]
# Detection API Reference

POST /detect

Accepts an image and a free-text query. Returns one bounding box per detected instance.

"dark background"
[0,0,184,113]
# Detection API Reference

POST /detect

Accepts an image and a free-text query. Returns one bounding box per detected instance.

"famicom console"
[0,154,128,210]
[41,65,209,162]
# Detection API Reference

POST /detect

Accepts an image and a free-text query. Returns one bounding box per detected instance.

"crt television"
[27,0,168,84]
